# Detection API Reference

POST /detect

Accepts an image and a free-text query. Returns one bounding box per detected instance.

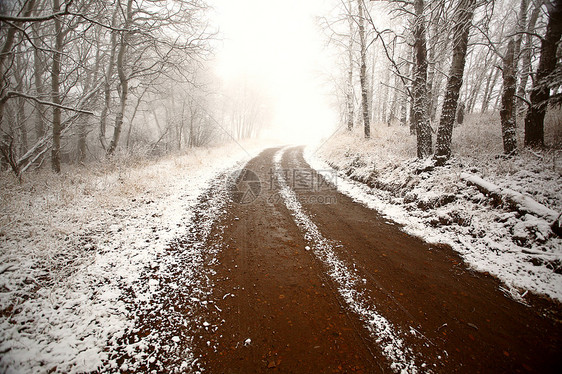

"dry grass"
[453,112,504,157]
[317,111,561,211]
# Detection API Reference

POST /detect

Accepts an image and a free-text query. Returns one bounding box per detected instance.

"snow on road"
[0,141,267,373]
[2,139,558,373]
[274,147,422,374]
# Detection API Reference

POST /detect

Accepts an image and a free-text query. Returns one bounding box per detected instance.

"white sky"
[212,0,338,144]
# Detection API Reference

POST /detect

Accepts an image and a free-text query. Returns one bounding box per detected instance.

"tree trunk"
[517,0,543,110]
[189,111,195,148]
[400,53,410,127]
[513,0,528,79]
[0,0,37,134]
[409,97,416,134]
[427,2,448,123]
[380,67,389,124]
[126,86,148,148]
[369,43,377,125]
[524,0,562,147]
[17,98,27,153]
[388,73,400,126]
[357,0,370,139]
[107,0,134,155]
[456,102,465,125]
[51,0,63,173]
[346,0,354,131]
[492,84,503,111]
[413,0,432,158]
[480,55,499,113]
[99,5,120,150]
[14,48,28,154]
[465,51,490,113]
[32,24,46,140]
[400,95,408,126]
[78,34,101,164]
[400,47,412,127]
[501,39,517,155]
[430,72,444,122]
[465,78,480,114]
[435,0,476,164]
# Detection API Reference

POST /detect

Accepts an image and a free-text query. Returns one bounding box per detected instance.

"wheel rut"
[194,147,381,373]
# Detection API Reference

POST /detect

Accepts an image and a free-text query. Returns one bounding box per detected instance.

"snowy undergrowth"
[0,140,267,373]
[307,123,562,303]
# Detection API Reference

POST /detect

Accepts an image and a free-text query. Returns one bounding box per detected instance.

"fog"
[212,0,338,144]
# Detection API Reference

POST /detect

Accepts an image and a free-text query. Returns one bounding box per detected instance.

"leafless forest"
[322,0,561,158]
[1,0,561,177]
[0,0,273,180]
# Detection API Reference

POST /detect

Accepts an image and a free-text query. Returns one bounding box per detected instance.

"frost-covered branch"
[3,91,94,115]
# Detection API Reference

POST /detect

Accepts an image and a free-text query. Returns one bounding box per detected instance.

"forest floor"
[1,123,561,373]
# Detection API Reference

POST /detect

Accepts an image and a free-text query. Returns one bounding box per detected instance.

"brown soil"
[191,146,562,373]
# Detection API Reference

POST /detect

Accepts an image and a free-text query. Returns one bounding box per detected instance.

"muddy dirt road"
[190,146,562,373]
[121,146,561,373]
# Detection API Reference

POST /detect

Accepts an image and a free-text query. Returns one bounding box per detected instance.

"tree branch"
[0,0,74,23]
[4,91,94,115]
[514,93,531,107]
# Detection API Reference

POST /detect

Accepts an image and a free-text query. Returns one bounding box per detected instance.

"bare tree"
[435,0,477,164]
[412,0,432,158]
[524,0,562,147]
[98,3,119,151]
[360,0,434,157]
[357,0,370,139]
[500,38,517,155]
[0,0,214,177]
[346,0,355,131]
[0,0,38,143]
[479,54,501,113]
[426,0,450,122]
[517,0,543,110]
[106,0,133,155]
[32,21,46,140]
[51,0,64,172]
[512,0,529,95]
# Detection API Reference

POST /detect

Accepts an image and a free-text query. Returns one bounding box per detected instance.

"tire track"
[273,147,423,373]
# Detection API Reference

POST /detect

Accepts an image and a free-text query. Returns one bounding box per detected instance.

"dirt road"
[193,146,562,373]
[119,146,561,373]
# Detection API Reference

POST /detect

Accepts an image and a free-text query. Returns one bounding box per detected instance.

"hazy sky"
[212,0,338,143]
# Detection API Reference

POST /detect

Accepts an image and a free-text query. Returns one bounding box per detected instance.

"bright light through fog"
[212,0,338,144]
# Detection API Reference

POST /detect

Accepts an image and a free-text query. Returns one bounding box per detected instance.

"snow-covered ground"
[0,140,269,373]
[306,125,562,303]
